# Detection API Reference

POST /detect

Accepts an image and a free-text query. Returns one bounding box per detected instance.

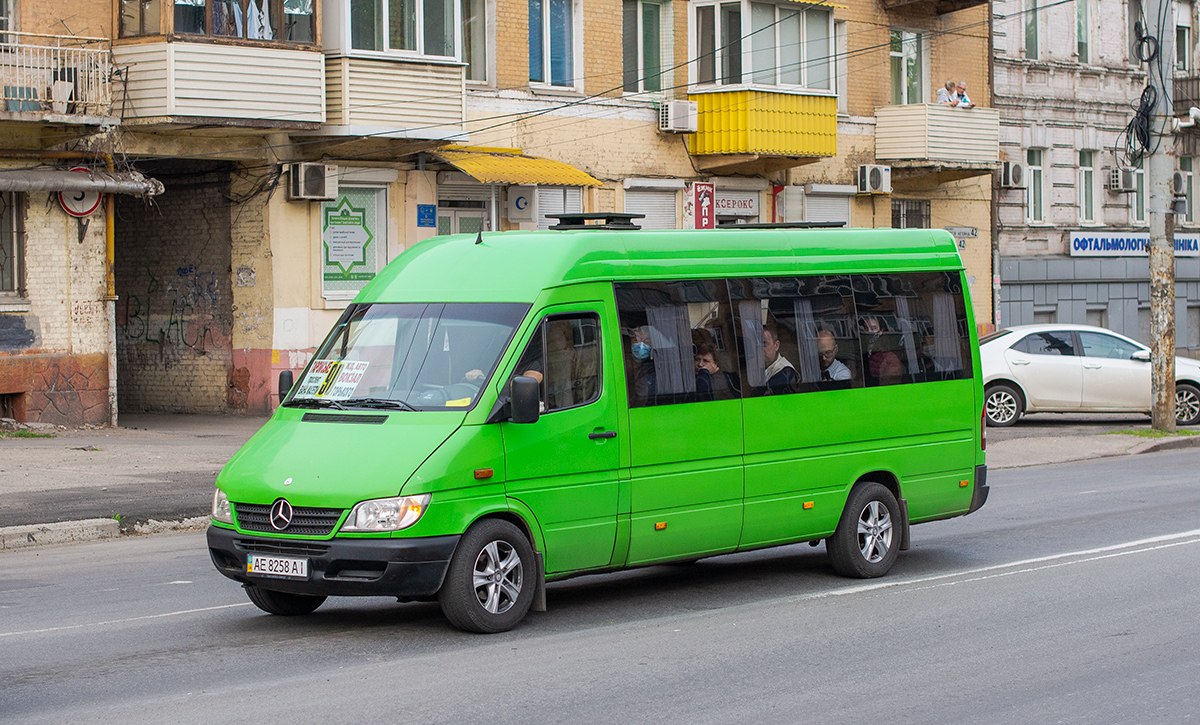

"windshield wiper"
[282,398,347,410]
[346,397,419,412]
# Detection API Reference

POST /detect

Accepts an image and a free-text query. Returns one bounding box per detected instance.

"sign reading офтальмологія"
[1069,231,1200,256]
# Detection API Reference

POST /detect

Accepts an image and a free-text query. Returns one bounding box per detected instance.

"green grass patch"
[1105,428,1200,438]
[0,430,56,439]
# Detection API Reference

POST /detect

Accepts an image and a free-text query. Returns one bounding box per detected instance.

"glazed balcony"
[874,104,1000,187]
[0,32,114,124]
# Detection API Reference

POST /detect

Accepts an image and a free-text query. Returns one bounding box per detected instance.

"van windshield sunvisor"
[283,302,530,412]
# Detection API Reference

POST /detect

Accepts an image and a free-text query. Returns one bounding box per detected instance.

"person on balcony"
[952,82,976,108]
[936,81,957,105]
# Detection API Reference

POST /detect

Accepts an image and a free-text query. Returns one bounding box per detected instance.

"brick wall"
[114,162,234,413]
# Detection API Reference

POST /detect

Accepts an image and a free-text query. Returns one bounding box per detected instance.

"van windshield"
[284,302,529,411]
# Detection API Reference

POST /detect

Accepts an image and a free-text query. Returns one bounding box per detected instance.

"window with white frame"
[462,0,486,81]
[1078,150,1097,224]
[530,0,576,87]
[1077,0,1089,62]
[1182,157,1195,225]
[693,1,832,89]
[0,193,22,295]
[1177,2,1192,71]
[1026,0,1039,60]
[1027,148,1046,224]
[1133,158,1146,224]
[623,0,665,93]
[351,0,457,57]
[889,30,923,104]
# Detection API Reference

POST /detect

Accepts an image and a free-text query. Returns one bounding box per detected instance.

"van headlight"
[211,488,233,524]
[341,494,431,532]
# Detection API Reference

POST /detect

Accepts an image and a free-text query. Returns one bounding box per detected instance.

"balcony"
[1176,75,1200,156]
[874,104,999,188]
[687,90,837,176]
[319,57,464,140]
[0,32,114,124]
[878,0,990,15]
[112,41,324,129]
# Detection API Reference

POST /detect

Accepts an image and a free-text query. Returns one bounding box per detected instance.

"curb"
[0,518,119,551]
[1128,435,1200,455]
[0,516,210,552]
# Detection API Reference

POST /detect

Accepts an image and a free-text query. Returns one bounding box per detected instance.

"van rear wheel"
[244,585,326,615]
[439,518,535,633]
[827,482,901,579]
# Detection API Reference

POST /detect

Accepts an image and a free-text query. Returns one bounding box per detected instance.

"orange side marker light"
[654,522,667,531]
[474,468,494,480]
[960,480,969,488]
[803,501,815,510]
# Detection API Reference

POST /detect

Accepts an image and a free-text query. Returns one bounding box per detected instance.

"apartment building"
[0,0,996,424]
[994,0,1200,355]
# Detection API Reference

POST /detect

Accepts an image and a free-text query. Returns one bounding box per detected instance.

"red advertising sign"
[692,182,715,229]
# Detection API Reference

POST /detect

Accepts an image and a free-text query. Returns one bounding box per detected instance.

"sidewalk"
[2,413,1198,550]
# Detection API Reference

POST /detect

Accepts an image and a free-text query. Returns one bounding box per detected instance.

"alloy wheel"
[856,501,893,564]
[986,390,1018,425]
[472,540,523,615]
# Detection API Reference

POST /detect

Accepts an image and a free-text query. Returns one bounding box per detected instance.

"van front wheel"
[827,482,901,579]
[244,585,326,615]
[439,518,535,633]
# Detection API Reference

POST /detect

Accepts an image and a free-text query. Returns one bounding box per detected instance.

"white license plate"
[246,554,308,579]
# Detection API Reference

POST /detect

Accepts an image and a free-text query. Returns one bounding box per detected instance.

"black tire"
[985,383,1024,427]
[244,585,326,616]
[827,482,902,579]
[439,518,536,633]
[1177,383,1200,426]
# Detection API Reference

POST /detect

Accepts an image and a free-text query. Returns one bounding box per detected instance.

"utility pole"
[1145,0,1177,432]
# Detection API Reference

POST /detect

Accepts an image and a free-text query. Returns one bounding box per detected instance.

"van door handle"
[589,430,617,440]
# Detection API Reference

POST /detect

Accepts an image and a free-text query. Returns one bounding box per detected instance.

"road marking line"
[0,602,252,638]
[800,527,1200,601]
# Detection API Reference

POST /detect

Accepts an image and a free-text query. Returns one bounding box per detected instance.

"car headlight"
[341,494,431,532]
[211,488,233,524]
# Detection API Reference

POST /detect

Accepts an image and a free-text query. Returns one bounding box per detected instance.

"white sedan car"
[980,324,1200,427]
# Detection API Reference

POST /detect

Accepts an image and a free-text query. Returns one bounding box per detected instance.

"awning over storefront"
[0,168,164,196]
[431,148,603,187]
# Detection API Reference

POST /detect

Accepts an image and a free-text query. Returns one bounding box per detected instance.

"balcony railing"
[0,32,111,118]
[875,104,999,165]
[688,90,837,162]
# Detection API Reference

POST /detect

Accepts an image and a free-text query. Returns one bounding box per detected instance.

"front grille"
[302,412,388,424]
[234,502,344,536]
[234,539,331,557]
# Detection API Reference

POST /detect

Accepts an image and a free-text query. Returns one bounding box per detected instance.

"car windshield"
[284,303,529,411]
[979,329,1013,345]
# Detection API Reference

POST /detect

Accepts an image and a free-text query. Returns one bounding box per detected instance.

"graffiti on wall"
[117,263,231,368]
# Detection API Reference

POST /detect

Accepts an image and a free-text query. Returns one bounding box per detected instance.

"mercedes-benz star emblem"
[270,499,294,531]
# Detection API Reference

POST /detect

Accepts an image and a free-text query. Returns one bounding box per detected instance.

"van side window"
[512,314,602,412]
[729,275,863,395]
[615,280,741,407]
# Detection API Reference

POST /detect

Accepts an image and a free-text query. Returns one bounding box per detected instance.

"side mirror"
[279,370,295,399]
[1131,350,1151,362]
[510,376,541,424]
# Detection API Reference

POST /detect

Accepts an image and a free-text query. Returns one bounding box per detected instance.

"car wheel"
[439,518,535,633]
[985,384,1023,427]
[1176,383,1200,426]
[244,585,326,615]
[827,482,901,579]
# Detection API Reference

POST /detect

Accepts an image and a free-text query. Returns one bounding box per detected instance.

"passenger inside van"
[862,315,904,386]
[816,330,852,382]
[762,325,798,395]
[694,343,740,400]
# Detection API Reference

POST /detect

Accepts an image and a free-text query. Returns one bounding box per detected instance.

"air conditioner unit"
[658,100,698,133]
[1173,170,1188,196]
[1000,161,1026,189]
[287,163,338,201]
[1109,167,1137,193]
[856,164,891,194]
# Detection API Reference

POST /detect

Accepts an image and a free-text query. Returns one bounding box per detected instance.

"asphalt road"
[2,449,1199,723]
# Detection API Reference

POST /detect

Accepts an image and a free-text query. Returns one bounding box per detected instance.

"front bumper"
[968,464,989,514]
[207,525,460,598]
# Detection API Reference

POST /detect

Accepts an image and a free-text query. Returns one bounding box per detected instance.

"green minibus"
[207,225,988,633]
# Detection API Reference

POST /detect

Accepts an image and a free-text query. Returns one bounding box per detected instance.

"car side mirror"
[278,370,295,399]
[1131,350,1151,362]
[510,376,541,424]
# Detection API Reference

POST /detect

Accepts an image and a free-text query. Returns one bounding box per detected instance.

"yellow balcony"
[688,90,837,175]
[875,104,999,188]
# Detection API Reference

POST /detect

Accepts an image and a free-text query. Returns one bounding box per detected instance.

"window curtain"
[792,297,821,384]
[894,296,919,375]
[646,305,695,395]
[740,300,765,387]
[932,292,963,373]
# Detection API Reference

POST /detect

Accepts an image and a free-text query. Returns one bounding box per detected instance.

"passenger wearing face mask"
[629,325,658,404]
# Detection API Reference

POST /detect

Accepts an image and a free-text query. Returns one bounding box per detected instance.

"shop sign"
[715,193,758,216]
[322,190,378,288]
[690,183,715,229]
[508,186,536,222]
[1069,231,1200,257]
[417,204,436,227]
